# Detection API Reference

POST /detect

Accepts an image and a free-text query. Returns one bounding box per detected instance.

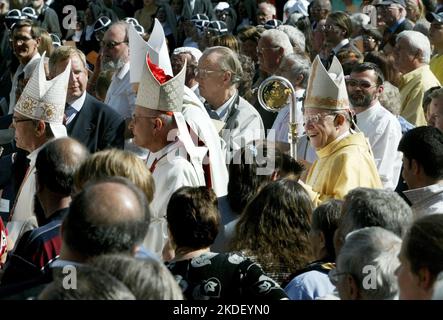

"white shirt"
[104,62,135,119]
[270,88,305,143]
[66,91,86,125]
[7,142,49,246]
[404,183,443,220]
[145,140,203,257]
[355,101,403,189]
[332,39,350,54]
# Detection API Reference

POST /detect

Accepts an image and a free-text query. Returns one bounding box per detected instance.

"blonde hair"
[38,31,54,57]
[49,46,88,74]
[74,149,155,203]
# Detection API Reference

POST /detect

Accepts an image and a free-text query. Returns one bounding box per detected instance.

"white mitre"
[129,18,172,83]
[14,51,70,137]
[304,55,350,111]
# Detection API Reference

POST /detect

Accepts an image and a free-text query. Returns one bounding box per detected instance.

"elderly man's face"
[257,4,274,25]
[393,37,417,74]
[51,54,88,103]
[311,0,331,22]
[11,112,36,152]
[101,25,129,71]
[303,107,339,149]
[257,36,282,74]
[129,106,157,150]
[429,97,443,133]
[195,52,226,104]
[377,4,403,27]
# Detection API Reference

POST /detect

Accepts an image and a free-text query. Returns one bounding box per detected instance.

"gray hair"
[261,29,294,56]
[258,2,276,16]
[339,188,413,241]
[396,30,431,64]
[202,46,243,86]
[110,21,129,41]
[275,53,310,89]
[338,227,402,300]
[350,13,370,29]
[379,81,401,116]
[413,20,430,38]
[277,25,305,52]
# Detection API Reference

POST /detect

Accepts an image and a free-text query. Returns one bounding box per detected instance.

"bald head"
[87,182,143,223]
[36,137,89,196]
[62,177,150,259]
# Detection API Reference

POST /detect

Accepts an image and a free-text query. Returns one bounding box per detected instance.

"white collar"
[149,139,183,163]
[403,182,443,205]
[27,139,53,166]
[355,100,381,118]
[69,91,87,112]
[332,39,350,54]
[116,61,130,80]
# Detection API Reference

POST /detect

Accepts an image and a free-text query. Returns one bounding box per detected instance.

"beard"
[349,92,373,108]
[101,56,126,72]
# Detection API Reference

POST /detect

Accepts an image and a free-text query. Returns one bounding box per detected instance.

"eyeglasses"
[362,35,376,42]
[321,24,339,31]
[131,113,159,124]
[328,269,350,286]
[346,79,377,89]
[303,113,337,125]
[10,35,34,45]
[311,8,329,14]
[12,116,34,125]
[194,68,223,78]
[101,40,128,49]
[257,46,279,55]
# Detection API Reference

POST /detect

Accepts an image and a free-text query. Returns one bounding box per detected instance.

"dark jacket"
[66,93,125,153]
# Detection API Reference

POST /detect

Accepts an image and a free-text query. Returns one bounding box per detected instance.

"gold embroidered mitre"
[304,55,350,110]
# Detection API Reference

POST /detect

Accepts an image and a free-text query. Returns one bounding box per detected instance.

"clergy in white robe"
[7,52,70,246]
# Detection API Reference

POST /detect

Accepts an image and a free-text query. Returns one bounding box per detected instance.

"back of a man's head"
[339,188,413,241]
[39,265,135,300]
[398,126,443,183]
[36,137,89,197]
[62,177,150,259]
[337,227,402,300]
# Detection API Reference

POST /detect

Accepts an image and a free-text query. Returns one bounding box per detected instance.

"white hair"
[261,29,294,56]
[277,25,305,52]
[397,30,431,64]
[338,227,402,300]
[258,2,276,16]
[350,13,370,28]
[275,53,311,88]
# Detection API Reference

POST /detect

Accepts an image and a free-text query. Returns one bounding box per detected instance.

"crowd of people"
[0,0,442,300]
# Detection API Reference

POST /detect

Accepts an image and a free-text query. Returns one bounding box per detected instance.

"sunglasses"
[101,40,128,49]
[346,79,377,89]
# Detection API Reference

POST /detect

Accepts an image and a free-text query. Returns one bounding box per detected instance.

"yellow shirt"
[399,65,441,126]
[430,54,443,85]
[304,132,382,206]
